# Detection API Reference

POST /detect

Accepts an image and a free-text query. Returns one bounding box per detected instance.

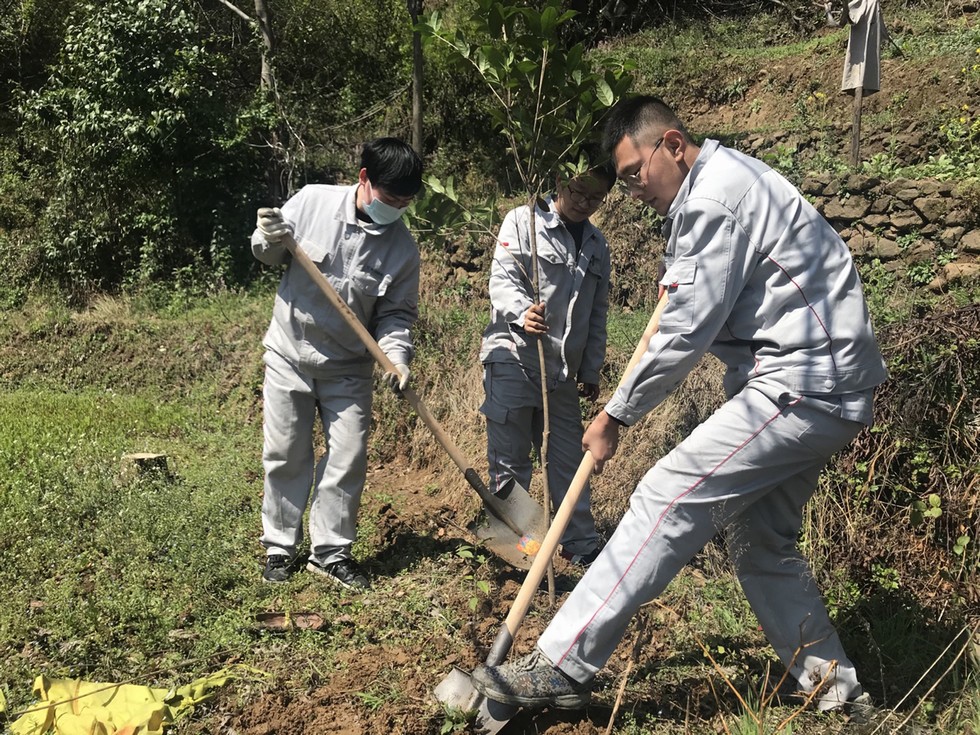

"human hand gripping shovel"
[280,234,548,570]
[434,293,669,733]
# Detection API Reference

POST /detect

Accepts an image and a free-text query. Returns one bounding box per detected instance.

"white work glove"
[256,207,292,243]
[383,363,410,394]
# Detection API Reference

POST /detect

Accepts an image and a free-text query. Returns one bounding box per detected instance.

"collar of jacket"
[666,138,720,224]
[537,193,598,241]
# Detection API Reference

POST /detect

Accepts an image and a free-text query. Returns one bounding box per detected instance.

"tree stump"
[118,452,172,484]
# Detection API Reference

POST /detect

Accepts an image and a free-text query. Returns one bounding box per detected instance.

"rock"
[869,194,897,214]
[913,196,949,221]
[863,213,891,228]
[929,261,980,291]
[824,196,871,220]
[890,207,925,232]
[844,174,880,192]
[845,230,871,256]
[947,208,977,227]
[870,235,902,260]
[960,230,980,254]
[907,241,937,262]
[894,187,923,202]
[801,174,832,195]
[941,226,966,246]
[884,177,916,196]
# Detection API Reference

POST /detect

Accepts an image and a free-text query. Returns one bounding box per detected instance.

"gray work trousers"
[539,382,867,709]
[481,362,600,556]
[260,350,372,566]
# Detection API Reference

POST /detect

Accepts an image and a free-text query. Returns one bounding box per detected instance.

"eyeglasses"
[565,184,607,207]
[618,136,665,193]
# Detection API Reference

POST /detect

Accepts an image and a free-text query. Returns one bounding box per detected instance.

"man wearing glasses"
[479,157,616,568]
[472,96,887,720]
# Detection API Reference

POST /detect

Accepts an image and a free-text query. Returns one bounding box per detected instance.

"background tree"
[17,0,268,295]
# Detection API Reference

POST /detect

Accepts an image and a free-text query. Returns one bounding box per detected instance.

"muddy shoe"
[559,542,603,568]
[840,692,876,725]
[262,554,296,584]
[471,649,592,710]
[307,558,371,591]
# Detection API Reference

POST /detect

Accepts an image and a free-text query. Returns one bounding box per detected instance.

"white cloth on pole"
[841,0,884,94]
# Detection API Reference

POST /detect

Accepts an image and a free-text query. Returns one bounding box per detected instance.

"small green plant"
[455,544,493,611]
[912,493,943,525]
[439,703,477,733]
[872,563,901,591]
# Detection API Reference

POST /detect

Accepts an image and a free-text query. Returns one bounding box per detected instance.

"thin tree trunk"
[527,198,556,605]
[408,0,424,155]
[253,0,287,201]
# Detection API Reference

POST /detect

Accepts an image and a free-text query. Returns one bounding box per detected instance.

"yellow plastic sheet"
[9,669,239,735]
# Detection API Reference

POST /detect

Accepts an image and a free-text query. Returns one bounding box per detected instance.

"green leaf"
[595,79,614,107]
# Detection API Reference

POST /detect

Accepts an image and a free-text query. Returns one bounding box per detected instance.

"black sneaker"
[307,558,371,591]
[559,543,603,568]
[262,554,296,584]
[471,649,592,710]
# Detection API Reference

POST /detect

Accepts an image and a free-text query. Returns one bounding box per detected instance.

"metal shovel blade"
[434,667,519,735]
[470,510,540,571]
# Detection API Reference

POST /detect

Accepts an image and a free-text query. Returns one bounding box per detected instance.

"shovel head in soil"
[469,484,549,571]
[434,668,518,734]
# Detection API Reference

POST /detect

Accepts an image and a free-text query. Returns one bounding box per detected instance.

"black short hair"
[360,137,423,197]
[588,158,617,192]
[602,96,693,154]
[574,142,617,192]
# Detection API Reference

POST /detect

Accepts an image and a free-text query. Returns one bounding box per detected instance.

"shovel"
[434,293,669,733]
[281,235,548,570]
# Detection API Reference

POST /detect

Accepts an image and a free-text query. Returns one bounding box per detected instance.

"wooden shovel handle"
[486,292,669,665]
[281,235,525,534]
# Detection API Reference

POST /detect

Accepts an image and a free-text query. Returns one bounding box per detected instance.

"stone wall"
[801,174,980,290]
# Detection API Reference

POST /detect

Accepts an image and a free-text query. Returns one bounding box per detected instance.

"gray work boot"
[471,649,592,709]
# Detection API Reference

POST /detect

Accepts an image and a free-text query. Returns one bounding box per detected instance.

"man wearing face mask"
[251,137,423,590]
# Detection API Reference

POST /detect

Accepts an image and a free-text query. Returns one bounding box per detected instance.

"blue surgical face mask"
[363,185,408,225]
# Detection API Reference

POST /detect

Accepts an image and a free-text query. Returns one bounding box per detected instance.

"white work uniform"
[252,184,419,566]
[538,141,888,709]
[479,196,610,556]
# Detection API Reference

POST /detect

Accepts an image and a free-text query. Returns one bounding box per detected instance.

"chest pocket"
[660,260,697,330]
[299,236,329,264]
[350,267,391,297]
[586,254,604,277]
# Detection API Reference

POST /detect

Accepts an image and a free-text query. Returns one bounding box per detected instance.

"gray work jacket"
[251,184,419,376]
[607,140,887,426]
[479,196,611,387]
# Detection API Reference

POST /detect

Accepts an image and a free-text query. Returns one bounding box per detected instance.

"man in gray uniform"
[472,97,887,715]
[480,162,615,566]
[252,137,423,590]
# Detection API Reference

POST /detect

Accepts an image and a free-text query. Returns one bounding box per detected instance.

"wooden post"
[850,85,864,168]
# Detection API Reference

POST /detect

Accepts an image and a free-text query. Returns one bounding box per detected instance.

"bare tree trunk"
[253,0,288,202]
[408,0,424,155]
[527,198,556,605]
